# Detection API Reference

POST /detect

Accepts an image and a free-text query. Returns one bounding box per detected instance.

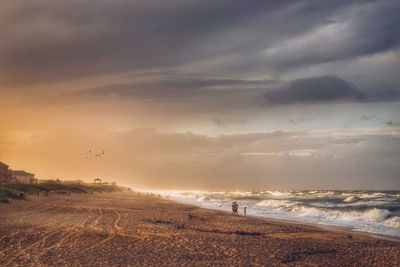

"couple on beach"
[232,201,247,216]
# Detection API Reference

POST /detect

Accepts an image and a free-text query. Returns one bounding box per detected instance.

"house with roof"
[0,162,12,184]
[11,170,35,184]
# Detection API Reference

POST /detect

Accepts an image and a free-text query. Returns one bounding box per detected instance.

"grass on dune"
[0,183,124,203]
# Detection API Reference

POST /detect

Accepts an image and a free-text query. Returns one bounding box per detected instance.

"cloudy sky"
[1,0,399,189]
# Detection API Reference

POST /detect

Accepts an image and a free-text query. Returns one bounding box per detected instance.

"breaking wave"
[255,199,298,209]
[343,196,357,202]
[152,189,400,237]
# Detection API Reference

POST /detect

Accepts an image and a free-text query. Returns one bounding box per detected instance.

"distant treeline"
[0,183,126,203]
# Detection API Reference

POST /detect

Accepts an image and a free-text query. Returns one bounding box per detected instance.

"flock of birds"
[85,150,106,159]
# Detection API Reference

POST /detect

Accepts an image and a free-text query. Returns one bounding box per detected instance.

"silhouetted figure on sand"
[232,201,239,215]
[243,206,247,216]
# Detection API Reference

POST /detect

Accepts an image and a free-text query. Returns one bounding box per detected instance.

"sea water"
[151,190,400,237]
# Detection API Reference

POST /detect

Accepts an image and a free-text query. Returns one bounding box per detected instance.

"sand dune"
[0,193,399,266]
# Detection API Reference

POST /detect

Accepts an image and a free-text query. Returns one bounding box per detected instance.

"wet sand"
[0,193,399,266]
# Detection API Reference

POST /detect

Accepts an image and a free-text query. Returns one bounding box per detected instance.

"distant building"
[11,170,35,184]
[0,162,12,184]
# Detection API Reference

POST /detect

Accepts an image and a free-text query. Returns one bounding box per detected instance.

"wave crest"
[255,199,298,209]
[343,196,357,202]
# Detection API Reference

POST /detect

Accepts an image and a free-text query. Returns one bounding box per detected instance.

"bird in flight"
[86,149,106,159]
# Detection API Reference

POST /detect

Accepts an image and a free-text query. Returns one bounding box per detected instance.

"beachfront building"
[0,162,12,184]
[11,170,35,184]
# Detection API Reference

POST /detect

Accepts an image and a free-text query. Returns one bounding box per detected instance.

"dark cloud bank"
[264,76,400,105]
[2,0,400,120]
[1,0,400,89]
[74,75,399,107]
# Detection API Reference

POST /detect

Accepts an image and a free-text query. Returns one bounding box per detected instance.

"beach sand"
[0,193,399,266]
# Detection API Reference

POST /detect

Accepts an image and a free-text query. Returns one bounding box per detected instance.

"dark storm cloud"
[264,76,365,104]
[0,0,295,85]
[264,76,400,105]
[201,0,400,75]
[72,75,399,107]
[73,77,274,99]
[3,0,399,87]
[64,76,271,115]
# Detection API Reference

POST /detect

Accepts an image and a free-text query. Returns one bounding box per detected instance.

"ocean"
[152,190,400,237]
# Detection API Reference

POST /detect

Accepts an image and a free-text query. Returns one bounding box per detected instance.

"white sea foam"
[316,200,389,208]
[384,217,400,228]
[290,206,395,227]
[197,196,210,202]
[343,196,357,202]
[358,192,386,199]
[153,189,400,236]
[264,191,291,197]
[361,208,391,222]
[255,199,298,209]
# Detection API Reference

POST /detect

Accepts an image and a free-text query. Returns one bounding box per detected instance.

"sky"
[1,0,399,190]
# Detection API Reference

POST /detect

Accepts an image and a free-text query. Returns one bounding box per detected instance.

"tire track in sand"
[90,208,103,231]
[1,204,72,265]
[2,227,61,265]
[112,209,123,230]
[77,207,118,251]
[30,206,94,265]
[2,205,93,266]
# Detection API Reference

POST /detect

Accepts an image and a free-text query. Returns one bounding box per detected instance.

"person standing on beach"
[243,206,247,216]
[232,201,239,215]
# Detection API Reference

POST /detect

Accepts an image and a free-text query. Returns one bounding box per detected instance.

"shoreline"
[1,192,399,266]
[165,195,400,241]
[177,201,400,243]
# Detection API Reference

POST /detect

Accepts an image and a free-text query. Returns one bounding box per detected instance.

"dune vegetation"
[0,183,125,203]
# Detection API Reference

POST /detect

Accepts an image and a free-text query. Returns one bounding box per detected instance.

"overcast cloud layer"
[0,0,399,189]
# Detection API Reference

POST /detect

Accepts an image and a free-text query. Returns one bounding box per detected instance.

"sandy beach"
[0,193,399,266]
